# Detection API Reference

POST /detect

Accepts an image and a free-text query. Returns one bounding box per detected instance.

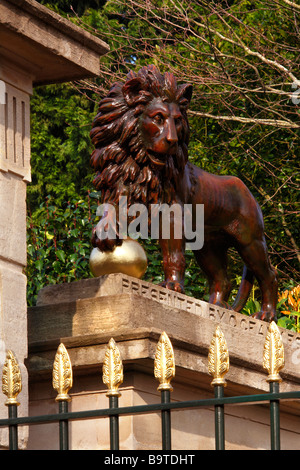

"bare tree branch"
[188,110,300,128]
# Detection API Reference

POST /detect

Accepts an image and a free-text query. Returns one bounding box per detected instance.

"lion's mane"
[90,65,191,207]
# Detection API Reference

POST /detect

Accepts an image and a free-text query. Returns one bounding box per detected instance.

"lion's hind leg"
[237,238,278,322]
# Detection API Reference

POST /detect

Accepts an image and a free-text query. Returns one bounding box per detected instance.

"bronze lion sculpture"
[90,65,278,322]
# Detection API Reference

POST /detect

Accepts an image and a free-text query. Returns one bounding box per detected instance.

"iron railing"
[1,321,299,450]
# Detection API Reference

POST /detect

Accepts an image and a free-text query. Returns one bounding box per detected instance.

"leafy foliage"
[277,285,300,332]
[29,83,97,211]
[26,194,95,306]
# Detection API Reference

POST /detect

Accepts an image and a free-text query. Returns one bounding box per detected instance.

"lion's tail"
[232,265,254,313]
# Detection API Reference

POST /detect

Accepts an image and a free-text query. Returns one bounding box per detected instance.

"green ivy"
[26,194,97,306]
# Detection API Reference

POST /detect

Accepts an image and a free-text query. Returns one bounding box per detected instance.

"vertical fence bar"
[269,381,281,450]
[102,338,123,451]
[263,321,284,451]
[8,404,18,450]
[208,326,229,450]
[58,400,70,450]
[161,389,172,450]
[2,350,22,451]
[109,395,120,450]
[214,384,225,450]
[52,343,73,451]
[154,332,175,451]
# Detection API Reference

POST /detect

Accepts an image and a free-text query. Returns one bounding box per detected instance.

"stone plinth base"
[27,274,300,450]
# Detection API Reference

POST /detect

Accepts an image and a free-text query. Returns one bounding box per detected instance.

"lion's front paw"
[160,280,185,294]
[252,310,277,322]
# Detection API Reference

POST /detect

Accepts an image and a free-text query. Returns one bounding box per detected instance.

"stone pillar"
[0,60,32,448]
[0,0,109,448]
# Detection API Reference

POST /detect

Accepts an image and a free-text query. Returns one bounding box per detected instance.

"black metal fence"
[1,322,299,450]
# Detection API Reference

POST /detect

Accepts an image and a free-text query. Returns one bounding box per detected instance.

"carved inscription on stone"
[121,277,205,316]
[120,275,300,347]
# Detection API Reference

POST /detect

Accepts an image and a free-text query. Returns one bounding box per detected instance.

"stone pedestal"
[27,274,300,450]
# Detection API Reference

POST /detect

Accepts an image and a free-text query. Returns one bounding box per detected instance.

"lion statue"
[90,65,278,322]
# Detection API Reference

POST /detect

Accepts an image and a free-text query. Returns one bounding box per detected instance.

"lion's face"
[90,65,193,205]
[139,98,184,167]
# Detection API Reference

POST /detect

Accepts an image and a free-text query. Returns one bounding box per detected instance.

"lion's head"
[90,65,192,206]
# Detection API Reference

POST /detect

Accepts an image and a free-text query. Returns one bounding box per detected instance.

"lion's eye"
[175,117,182,126]
[153,114,164,125]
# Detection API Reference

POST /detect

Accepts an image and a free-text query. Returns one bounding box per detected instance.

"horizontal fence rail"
[1,321,299,450]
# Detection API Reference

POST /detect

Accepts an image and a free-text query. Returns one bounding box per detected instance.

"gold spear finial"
[208,325,230,386]
[102,338,123,397]
[2,350,22,406]
[154,332,175,391]
[263,321,285,383]
[52,343,73,402]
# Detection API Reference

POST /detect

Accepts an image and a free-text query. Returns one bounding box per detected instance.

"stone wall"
[26,274,300,450]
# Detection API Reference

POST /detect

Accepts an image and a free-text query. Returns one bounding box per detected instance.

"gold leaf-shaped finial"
[154,332,175,391]
[2,350,22,406]
[102,338,123,397]
[52,343,73,402]
[263,321,285,382]
[208,325,230,386]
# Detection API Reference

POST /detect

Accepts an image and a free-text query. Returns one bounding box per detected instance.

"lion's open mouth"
[147,150,167,167]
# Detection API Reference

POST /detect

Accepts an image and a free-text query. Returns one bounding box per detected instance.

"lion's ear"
[177,84,193,109]
[122,77,144,106]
